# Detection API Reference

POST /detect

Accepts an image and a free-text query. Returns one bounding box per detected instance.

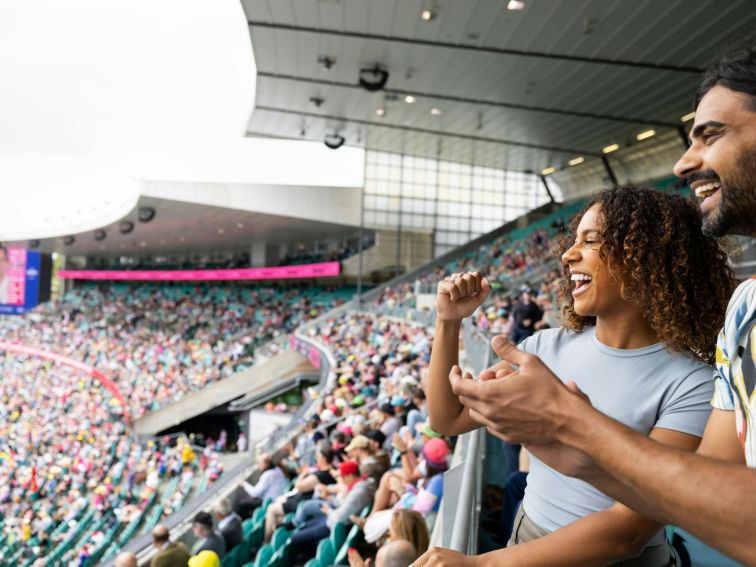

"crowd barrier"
[0,341,130,424]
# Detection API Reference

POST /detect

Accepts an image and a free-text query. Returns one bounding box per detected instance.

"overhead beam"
[248,21,704,74]
[252,105,604,157]
[257,72,680,128]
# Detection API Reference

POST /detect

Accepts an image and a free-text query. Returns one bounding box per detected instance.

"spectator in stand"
[356,437,448,544]
[151,524,191,567]
[389,510,430,555]
[405,389,428,436]
[236,452,288,519]
[348,539,420,567]
[188,550,221,567]
[263,444,337,541]
[510,289,543,343]
[375,404,402,451]
[236,432,247,453]
[190,511,226,558]
[214,498,243,551]
[290,460,380,561]
[114,551,138,567]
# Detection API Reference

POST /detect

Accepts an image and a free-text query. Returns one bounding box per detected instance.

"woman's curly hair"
[556,184,734,364]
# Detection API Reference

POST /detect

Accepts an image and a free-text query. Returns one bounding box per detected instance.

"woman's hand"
[436,272,491,322]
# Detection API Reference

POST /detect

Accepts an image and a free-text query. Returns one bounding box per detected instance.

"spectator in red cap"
[289,460,382,562]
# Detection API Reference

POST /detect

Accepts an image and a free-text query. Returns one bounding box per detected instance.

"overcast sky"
[0,0,364,240]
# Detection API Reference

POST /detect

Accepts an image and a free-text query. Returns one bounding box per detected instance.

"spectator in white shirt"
[236,452,288,519]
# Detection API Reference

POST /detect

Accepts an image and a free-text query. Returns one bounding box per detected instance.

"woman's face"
[561,204,626,318]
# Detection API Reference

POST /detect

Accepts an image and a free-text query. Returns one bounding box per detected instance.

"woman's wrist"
[435,318,462,330]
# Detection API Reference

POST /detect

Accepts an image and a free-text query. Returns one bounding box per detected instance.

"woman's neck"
[595,309,658,349]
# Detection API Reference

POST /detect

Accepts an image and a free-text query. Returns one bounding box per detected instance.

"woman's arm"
[474,428,702,567]
[415,428,703,567]
[294,473,320,493]
[427,273,490,436]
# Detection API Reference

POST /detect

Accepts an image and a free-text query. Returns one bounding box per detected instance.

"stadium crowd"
[0,283,345,417]
[0,353,223,566]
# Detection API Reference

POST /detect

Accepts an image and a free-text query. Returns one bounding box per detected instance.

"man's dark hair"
[318,444,335,464]
[193,511,213,529]
[695,44,756,109]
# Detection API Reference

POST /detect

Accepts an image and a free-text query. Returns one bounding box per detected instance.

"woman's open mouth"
[571,273,593,297]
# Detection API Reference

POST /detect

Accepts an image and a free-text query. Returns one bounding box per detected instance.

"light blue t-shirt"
[520,327,713,547]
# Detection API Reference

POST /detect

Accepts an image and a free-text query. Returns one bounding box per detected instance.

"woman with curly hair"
[424,184,734,566]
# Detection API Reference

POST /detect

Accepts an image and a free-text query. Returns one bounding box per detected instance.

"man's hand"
[449,336,591,444]
[436,272,491,322]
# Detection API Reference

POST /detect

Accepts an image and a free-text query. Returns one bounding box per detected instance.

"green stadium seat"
[242,517,256,536]
[316,538,335,567]
[253,543,274,567]
[330,522,347,552]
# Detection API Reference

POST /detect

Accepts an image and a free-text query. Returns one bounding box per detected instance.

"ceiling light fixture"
[217,228,225,234]
[541,166,556,175]
[94,229,107,241]
[507,0,525,10]
[375,108,386,117]
[430,108,442,116]
[568,157,584,166]
[63,236,75,246]
[138,207,156,223]
[602,143,620,154]
[404,95,416,103]
[236,222,244,229]
[636,129,656,141]
[139,241,146,247]
[421,9,434,21]
[324,133,345,150]
[681,111,695,122]
[359,66,389,92]
[119,221,135,234]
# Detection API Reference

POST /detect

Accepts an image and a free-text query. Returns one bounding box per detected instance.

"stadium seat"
[316,538,335,567]
[253,543,274,567]
[330,522,347,552]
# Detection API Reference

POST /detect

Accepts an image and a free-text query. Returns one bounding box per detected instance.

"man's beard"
[697,151,756,238]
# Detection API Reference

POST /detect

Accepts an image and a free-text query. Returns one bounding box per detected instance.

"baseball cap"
[188,550,220,567]
[378,403,395,416]
[345,435,370,453]
[422,438,450,470]
[339,460,360,477]
[363,429,386,446]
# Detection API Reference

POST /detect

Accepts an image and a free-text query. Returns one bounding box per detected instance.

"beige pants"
[507,506,678,567]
